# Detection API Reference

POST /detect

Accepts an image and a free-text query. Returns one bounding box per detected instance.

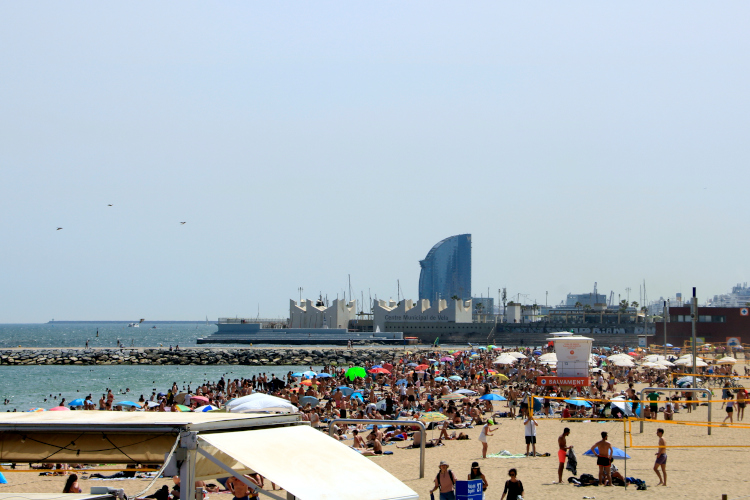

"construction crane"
[608,291,614,307]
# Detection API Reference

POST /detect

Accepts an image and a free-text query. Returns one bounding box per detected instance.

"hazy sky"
[2,2,749,322]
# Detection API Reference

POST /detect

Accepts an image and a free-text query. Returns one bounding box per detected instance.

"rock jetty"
[0,347,435,366]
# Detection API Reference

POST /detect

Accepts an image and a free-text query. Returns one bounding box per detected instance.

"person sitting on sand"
[63,474,81,493]
[226,473,261,499]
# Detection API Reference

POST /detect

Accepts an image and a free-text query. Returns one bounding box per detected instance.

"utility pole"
[692,287,698,389]
[662,300,669,359]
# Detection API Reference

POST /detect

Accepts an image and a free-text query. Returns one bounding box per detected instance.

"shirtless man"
[654,428,667,486]
[226,473,261,500]
[557,428,572,483]
[590,431,613,486]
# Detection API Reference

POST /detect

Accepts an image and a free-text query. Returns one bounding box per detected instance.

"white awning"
[0,495,113,500]
[197,426,417,500]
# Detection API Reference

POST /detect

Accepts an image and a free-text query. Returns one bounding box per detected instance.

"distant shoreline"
[45,321,209,324]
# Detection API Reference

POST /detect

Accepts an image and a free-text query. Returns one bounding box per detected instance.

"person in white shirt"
[523,414,538,457]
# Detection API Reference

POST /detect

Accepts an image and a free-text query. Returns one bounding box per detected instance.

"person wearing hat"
[468,462,488,498]
[430,461,456,500]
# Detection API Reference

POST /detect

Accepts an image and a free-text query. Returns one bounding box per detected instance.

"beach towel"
[488,450,527,458]
[566,447,577,476]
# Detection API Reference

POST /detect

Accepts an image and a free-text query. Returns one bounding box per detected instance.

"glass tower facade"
[418,234,472,302]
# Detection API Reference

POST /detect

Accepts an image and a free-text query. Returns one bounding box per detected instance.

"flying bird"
[56,227,63,230]
[108,204,113,206]
[180,222,186,225]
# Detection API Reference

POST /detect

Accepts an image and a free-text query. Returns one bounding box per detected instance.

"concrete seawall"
[0,347,434,366]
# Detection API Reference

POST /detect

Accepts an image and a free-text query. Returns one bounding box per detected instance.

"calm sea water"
[0,322,222,349]
[0,322,321,412]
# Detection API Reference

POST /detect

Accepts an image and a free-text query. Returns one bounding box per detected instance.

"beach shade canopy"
[449,375,462,381]
[610,398,635,417]
[146,401,160,408]
[656,359,675,367]
[538,353,557,363]
[316,373,333,378]
[479,394,507,401]
[369,367,391,374]
[717,356,737,364]
[644,355,666,362]
[68,399,85,407]
[334,386,355,397]
[419,412,449,423]
[406,363,418,367]
[299,380,312,387]
[302,371,317,379]
[533,350,542,355]
[614,359,635,367]
[191,396,210,404]
[382,363,394,371]
[350,393,364,401]
[440,356,454,362]
[584,446,631,460]
[415,364,429,370]
[196,405,218,412]
[48,406,70,411]
[676,376,702,387]
[115,401,141,408]
[493,355,517,365]
[299,396,319,408]
[345,367,367,380]
[453,389,477,395]
[434,376,448,382]
[440,394,465,401]
[508,352,527,359]
[395,379,408,386]
[174,405,192,412]
[228,394,298,414]
[27,408,45,412]
[291,373,304,378]
[493,374,510,381]
[564,398,592,408]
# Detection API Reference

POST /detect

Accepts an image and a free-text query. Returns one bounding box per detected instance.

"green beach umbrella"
[175,404,192,412]
[345,366,367,381]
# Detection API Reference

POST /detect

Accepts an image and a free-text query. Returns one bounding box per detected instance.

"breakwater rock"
[0,347,436,366]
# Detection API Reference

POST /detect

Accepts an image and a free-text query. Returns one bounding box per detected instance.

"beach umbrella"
[493,355,517,365]
[454,389,477,395]
[299,379,312,386]
[345,367,367,380]
[470,354,480,359]
[508,352,527,359]
[395,379,408,386]
[229,394,298,414]
[371,365,382,369]
[406,363,418,367]
[291,372,304,377]
[419,412,449,423]
[428,358,438,362]
[48,406,70,411]
[302,370,317,379]
[68,398,85,407]
[666,343,673,347]
[656,359,675,367]
[584,446,631,460]
[610,397,635,417]
[488,345,496,349]
[440,356,454,362]
[434,376,448,382]
[533,350,542,355]
[614,360,635,367]
[676,376,702,387]
[196,405,218,412]
[27,408,45,412]
[174,404,192,412]
[479,394,507,401]
[448,375,462,381]
[350,393,364,401]
[383,363,394,371]
[299,396,319,408]
[644,355,666,362]
[415,364,429,370]
[115,401,141,408]
[477,346,487,350]
[441,393,464,401]
[717,357,737,364]
[539,353,557,362]
[316,373,333,378]
[334,386,354,397]
[564,398,592,408]
[369,367,391,374]
[493,373,509,381]
[641,362,661,368]
[191,395,209,405]
[146,401,160,408]
[157,392,166,398]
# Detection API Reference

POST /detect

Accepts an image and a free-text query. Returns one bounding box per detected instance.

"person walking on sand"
[557,427,572,483]
[654,428,667,486]
[723,391,735,424]
[500,468,524,500]
[468,462,488,499]
[478,419,498,459]
[737,388,746,421]
[430,461,456,500]
[523,413,538,457]
[590,431,613,486]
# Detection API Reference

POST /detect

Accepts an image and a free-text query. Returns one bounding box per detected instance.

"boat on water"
[198,319,407,346]
[128,318,146,328]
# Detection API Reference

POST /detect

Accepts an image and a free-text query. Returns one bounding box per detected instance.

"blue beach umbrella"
[291,373,304,378]
[564,398,592,408]
[299,396,319,407]
[434,377,448,382]
[197,405,218,412]
[335,386,354,397]
[316,373,332,378]
[350,393,364,401]
[395,379,408,386]
[68,398,85,407]
[584,446,631,460]
[479,394,507,401]
[449,376,462,381]
[533,351,542,355]
[115,401,141,408]
[477,347,487,350]
[371,365,383,369]
[302,371,317,379]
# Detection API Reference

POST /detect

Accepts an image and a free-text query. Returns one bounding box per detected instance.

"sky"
[1,2,749,322]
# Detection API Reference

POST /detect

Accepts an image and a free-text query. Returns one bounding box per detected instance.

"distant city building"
[565,293,607,308]
[711,283,750,307]
[418,234,471,302]
[289,298,356,329]
[471,297,494,315]
[372,298,472,332]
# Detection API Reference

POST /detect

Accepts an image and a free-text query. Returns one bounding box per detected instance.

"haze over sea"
[0,322,318,412]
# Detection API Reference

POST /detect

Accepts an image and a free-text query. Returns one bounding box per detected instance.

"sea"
[0,322,321,412]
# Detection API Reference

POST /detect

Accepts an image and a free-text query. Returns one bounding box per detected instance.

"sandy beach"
[1,378,747,500]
